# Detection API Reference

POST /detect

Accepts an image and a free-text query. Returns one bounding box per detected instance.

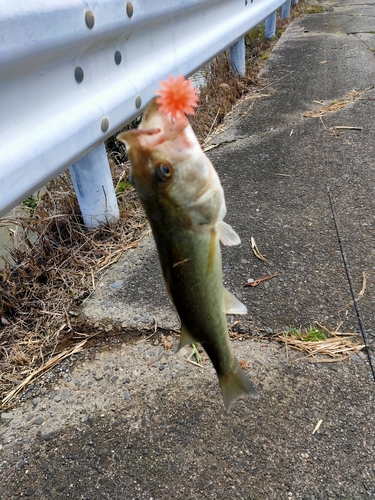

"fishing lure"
[155,75,199,119]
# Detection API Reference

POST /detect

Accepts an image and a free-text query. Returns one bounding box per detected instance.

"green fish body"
[118,98,258,411]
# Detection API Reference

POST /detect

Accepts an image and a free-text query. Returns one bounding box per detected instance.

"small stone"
[1,412,13,421]
[301,453,309,459]
[24,489,36,497]
[158,365,166,371]
[32,416,44,425]
[105,324,113,332]
[54,395,62,403]
[32,397,40,407]
[110,280,123,289]
[147,356,157,366]
[124,391,131,401]
[94,373,103,381]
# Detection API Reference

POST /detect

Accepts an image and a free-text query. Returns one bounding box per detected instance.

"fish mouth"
[116,97,200,197]
[118,98,190,151]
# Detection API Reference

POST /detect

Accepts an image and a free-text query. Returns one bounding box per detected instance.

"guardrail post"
[69,143,119,229]
[229,37,246,77]
[281,0,292,18]
[264,11,277,39]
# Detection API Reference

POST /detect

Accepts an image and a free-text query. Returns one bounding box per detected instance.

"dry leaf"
[239,359,249,369]
[251,237,267,261]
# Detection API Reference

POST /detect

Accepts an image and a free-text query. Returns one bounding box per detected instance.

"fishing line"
[327,187,375,382]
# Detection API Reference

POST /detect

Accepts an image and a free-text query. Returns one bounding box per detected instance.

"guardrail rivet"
[101,118,109,133]
[85,10,95,29]
[126,2,134,18]
[135,95,142,108]
[115,51,122,65]
[74,67,84,83]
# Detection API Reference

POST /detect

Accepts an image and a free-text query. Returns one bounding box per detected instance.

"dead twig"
[251,236,267,261]
[243,273,279,287]
[333,126,362,131]
[2,340,87,407]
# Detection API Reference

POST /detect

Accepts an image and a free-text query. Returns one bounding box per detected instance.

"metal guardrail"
[0,0,296,225]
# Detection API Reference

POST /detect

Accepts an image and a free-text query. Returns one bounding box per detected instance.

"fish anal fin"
[223,288,247,315]
[217,220,241,246]
[177,324,196,351]
[218,359,259,413]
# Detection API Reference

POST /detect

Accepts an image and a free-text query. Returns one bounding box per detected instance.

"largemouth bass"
[117,98,258,412]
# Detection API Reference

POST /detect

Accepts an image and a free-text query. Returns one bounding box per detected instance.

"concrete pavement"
[1,1,375,498]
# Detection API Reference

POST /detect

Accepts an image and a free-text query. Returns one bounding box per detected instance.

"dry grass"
[274,324,365,362]
[304,88,373,118]
[0,164,145,404]
[1,1,309,406]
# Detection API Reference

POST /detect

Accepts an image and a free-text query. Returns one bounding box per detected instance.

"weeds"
[286,325,327,342]
[276,324,364,361]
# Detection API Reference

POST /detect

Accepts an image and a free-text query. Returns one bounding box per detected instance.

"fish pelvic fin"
[217,220,241,246]
[223,288,247,315]
[218,359,259,413]
[177,324,196,351]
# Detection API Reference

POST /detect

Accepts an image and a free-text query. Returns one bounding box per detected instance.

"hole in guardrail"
[126,2,134,18]
[115,51,122,65]
[85,10,95,29]
[101,118,109,133]
[74,67,84,83]
[135,96,142,109]
[126,2,134,17]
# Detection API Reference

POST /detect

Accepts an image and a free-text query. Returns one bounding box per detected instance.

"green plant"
[305,326,327,342]
[115,180,133,197]
[286,325,327,342]
[306,5,324,14]
[245,25,265,46]
[287,326,301,337]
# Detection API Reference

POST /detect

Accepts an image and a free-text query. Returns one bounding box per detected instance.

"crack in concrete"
[352,32,375,51]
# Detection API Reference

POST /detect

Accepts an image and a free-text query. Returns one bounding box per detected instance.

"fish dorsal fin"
[223,288,247,315]
[217,220,241,246]
[177,324,196,351]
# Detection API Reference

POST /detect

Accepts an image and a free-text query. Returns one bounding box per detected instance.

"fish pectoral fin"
[217,220,241,246]
[223,288,247,315]
[218,359,259,413]
[177,324,196,351]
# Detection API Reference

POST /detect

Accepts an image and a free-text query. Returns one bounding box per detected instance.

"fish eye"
[154,161,173,183]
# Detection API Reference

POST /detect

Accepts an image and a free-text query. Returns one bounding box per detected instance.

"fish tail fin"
[218,359,259,413]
